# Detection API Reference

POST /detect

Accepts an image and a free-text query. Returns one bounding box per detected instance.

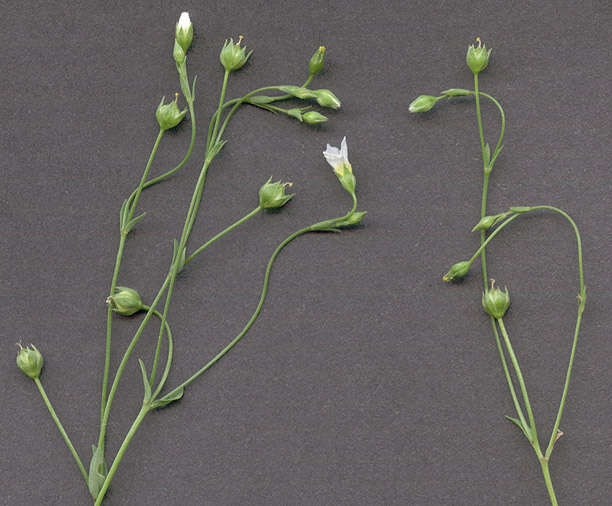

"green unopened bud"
[314,89,341,109]
[278,86,317,99]
[107,287,144,316]
[466,37,492,75]
[220,36,252,71]
[309,46,326,75]
[173,40,186,65]
[156,94,187,131]
[408,95,439,113]
[16,344,44,379]
[471,215,497,232]
[302,111,328,124]
[482,280,510,319]
[175,12,193,53]
[259,178,294,209]
[336,211,367,227]
[443,261,471,282]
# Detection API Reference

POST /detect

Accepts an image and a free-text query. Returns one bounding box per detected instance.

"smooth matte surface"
[2,1,612,504]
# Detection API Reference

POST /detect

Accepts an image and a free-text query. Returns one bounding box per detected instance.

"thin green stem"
[93,405,150,506]
[540,458,559,506]
[468,214,520,264]
[160,200,358,402]
[497,318,539,446]
[144,306,174,390]
[34,378,88,483]
[210,70,230,149]
[161,225,312,399]
[126,99,197,207]
[100,234,125,428]
[125,129,164,224]
[473,74,486,172]
[186,207,262,264]
[99,129,164,449]
[491,318,529,431]
[97,275,171,450]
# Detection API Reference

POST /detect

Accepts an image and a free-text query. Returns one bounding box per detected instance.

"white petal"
[340,137,348,162]
[323,144,343,168]
[178,12,191,29]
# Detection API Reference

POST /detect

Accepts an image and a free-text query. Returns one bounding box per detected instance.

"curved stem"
[126,98,197,208]
[160,224,313,400]
[34,378,88,483]
[144,306,174,392]
[93,405,149,506]
[186,207,262,264]
[160,199,358,402]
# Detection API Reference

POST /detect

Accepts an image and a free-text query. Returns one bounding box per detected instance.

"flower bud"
[156,94,187,131]
[302,111,328,124]
[323,137,356,195]
[309,46,326,75]
[314,89,341,109]
[259,178,294,209]
[482,280,510,319]
[173,40,186,65]
[336,211,367,227]
[175,12,193,54]
[466,37,492,75]
[408,95,439,113]
[106,287,144,316]
[219,36,252,72]
[16,344,44,379]
[443,261,471,282]
[471,215,497,232]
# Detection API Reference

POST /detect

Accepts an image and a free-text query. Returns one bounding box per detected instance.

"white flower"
[323,136,352,177]
[178,12,191,32]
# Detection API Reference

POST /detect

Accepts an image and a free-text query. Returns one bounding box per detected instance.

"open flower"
[323,137,355,194]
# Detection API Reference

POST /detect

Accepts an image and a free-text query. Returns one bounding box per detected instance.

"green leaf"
[123,212,146,234]
[483,143,491,167]
[88,445,108,500]
[490,144,504,166]
[119,199,129,230]
[138,359,152,402]
[509,206,533,213]
[152,387,184,409]
[172,239,186,273]
[505,416,531,440]
[286,108,303,121]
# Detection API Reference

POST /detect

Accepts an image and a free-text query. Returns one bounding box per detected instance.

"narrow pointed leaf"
[138,359,152,402]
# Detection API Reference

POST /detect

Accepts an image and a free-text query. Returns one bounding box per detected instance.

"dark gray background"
[2,0,611,504]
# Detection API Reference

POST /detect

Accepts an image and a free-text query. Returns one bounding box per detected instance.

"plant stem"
[144,306,174,392]
[186,207,262,263]
[93,405,149,506]
[97,275,171,450]
[540,457,559,506]
[160,201,358,402]
[497,318,539,445]
[161,225,312,399]
[34,377,88,483]
[99,129,164,449]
